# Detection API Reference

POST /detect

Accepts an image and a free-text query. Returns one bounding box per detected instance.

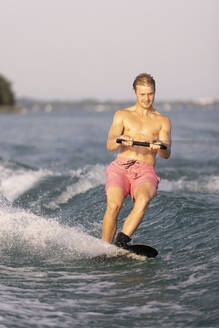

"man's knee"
[134,194,151,211]
[106,200,122,215]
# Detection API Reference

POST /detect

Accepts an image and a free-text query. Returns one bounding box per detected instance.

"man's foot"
[114,232,131,250]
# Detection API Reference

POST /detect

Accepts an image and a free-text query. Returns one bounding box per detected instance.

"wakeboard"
[127,243,158,258]
[95,243,158,261]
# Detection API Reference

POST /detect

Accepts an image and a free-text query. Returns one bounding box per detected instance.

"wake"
[0,159,218,214]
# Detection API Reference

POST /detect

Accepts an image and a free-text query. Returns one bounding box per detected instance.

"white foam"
[159,175,219,193]
[0,163,106,207]
[0,206,114,260]
[0,165,52,202]
[48,164,106,209]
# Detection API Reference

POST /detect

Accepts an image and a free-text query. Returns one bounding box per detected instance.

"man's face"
[135,84,155,109]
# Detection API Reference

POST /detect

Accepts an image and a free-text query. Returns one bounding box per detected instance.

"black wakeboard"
[92,242,158,261]
[127,243,158,258]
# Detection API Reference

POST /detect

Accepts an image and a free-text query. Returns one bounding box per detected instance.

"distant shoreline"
[0,105,27,114]
[18,97,219,112]
[1,97,218,114]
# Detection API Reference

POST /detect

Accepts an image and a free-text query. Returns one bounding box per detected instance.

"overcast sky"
[1,0,218,101]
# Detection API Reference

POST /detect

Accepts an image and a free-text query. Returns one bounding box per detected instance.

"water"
[0,104,218,328]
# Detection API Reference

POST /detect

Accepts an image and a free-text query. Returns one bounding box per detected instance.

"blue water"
[0,104,218,327]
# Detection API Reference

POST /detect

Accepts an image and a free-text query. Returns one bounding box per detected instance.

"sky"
[0,0,218,101]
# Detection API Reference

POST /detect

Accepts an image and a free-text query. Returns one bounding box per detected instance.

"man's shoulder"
[153,109,171,123]
[114,106,135,117]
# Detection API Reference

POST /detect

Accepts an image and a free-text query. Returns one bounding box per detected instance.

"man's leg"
[102,186,125,243]
[121,182,156,237]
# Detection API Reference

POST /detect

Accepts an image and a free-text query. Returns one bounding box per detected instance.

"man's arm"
[157,117,172,159]
[107,111,124,151]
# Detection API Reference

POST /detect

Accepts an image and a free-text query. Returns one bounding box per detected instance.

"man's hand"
[119,135,133,147]
[149,140,166,150]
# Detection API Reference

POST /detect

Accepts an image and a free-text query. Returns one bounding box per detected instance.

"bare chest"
[123,114,161,140]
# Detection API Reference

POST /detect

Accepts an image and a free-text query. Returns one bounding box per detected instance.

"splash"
[0,205,114,261]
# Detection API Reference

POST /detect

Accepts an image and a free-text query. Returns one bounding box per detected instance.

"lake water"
[0,103,218,327]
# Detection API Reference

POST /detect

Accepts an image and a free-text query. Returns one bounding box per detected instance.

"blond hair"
[133,73,156,92]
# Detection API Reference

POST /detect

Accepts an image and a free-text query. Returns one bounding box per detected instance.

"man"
[102,73,171,250]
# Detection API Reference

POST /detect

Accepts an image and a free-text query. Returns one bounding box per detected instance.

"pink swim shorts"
[105,157,160,201]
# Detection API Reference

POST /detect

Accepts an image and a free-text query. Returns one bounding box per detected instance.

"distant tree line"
[0,74,15,106]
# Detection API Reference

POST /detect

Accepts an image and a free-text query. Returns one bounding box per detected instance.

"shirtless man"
[102,73,171,249]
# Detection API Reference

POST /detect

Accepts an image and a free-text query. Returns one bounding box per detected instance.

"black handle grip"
[116,138,167,150]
